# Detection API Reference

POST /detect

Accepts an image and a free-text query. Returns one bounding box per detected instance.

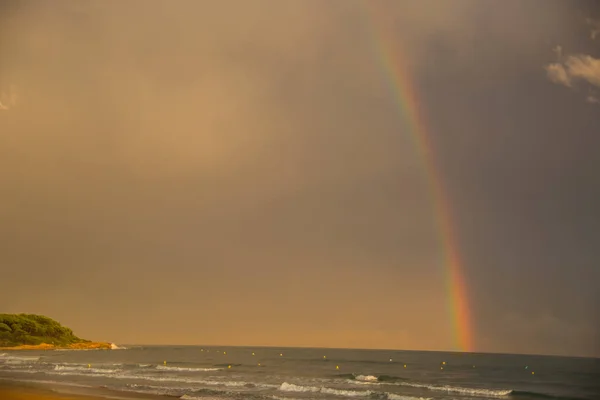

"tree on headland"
[0,313,90,347]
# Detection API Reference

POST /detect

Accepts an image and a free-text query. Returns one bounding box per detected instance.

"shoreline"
[0,379,172,400]
[0,343,113,351]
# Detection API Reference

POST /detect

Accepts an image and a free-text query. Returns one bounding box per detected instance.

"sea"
[0,346,598,400]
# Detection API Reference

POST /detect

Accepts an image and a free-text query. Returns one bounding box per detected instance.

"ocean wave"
[156,365,223,372]
[321,387,373,397]
[279,383,320,393]
[0,355,40,363]
[355,375,378,382]
[53,365,120,374]
[123,383,196,397]
[343,374,407,385]
[343,376,512,398]
[279,382,371,397]
[386,394,431,400]
[272,396,306,400]
[46,369,207,385]
[110,343,127,350]
[377,375,407,383]
[181,396,227,400]
[398,382,512,397]
[511,390,589,400]
[45,369,277,390]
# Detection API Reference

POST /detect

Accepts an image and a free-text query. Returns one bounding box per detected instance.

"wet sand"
[0,380,170,400]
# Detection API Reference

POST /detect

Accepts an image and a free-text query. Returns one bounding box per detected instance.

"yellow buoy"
[442,361,446,365]
[258,363,261,366]
[532,371,535,375]
[280,353,283,357]
[228,365,232,369]
[252,352,255,356]
[323,355,326,359]
[403,364,406,368]
[224,351,227,355]
[163,361,167,365]
[336,365,339,370]
[88,364,91,368]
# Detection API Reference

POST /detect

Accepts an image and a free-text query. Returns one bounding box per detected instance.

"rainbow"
[361,2,473,352]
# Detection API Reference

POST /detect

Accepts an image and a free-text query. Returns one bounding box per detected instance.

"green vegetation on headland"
[0,313,111,350]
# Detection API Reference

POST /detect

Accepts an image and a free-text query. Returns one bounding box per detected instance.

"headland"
[0,314,112,351]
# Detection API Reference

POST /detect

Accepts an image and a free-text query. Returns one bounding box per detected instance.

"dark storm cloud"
[1,0,598,356]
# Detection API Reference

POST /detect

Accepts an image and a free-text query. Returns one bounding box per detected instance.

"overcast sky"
[1,0,599,358]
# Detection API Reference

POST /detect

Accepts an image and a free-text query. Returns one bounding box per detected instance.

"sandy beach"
[0,382,107,400]
[0,380,170,400]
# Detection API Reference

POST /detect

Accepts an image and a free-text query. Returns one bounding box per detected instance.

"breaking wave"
[510,391,589,400]
[398,382,512,397]
[156,365,222,372]
[321,387,373,397]
[0,354,40,363]
[386,395,431,400]
[53,365,119,374]
[344,374,512,398]
[355,375,379,382]
[279,382,372,397]
[343,374,407,385]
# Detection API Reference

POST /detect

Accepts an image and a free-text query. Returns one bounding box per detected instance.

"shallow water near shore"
[1,347,598,400]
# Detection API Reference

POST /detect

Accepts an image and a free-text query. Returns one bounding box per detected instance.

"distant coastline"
[0,341,113,350]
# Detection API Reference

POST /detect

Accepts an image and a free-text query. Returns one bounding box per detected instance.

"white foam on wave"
[428,385,512,397]
[272,396,306,400]
[0,354,40,363]
[355,375,378,382]
[110,343,127,350]
[386,394,432,400]
[44,369,277,390]
[344,375,512,397]
[398,382,512,397]
[279,383,371,397]
[0,363,33,370]
[321,387,373,397]
[51,362,122,367]
[53,365,120,374]
[156,365,223,372]
[122,383,193,397]
[279,382,320,393]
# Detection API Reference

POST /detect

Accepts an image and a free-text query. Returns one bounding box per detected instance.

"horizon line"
[108,343,599,360]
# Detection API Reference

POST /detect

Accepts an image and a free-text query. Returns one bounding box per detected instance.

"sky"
[0,0,599,358]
